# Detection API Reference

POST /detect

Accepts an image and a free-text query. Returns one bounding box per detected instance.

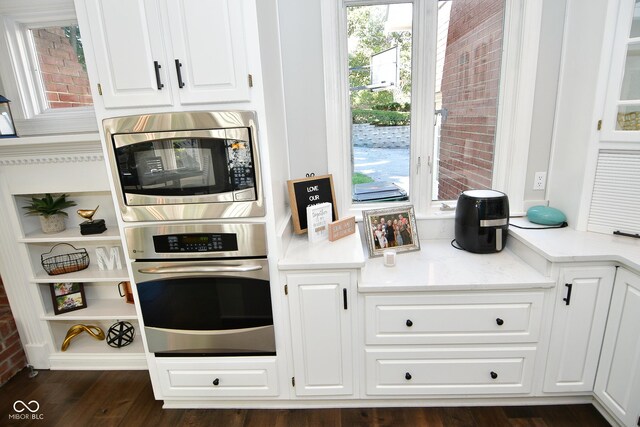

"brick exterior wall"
[437,0,504,200]
[0,277,27,386]
[33,27,93,109]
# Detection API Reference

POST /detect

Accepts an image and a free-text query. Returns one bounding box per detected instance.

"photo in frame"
[362,205,420,257]
[50,282,87,315]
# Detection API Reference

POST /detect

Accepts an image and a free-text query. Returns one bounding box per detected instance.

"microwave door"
[113,133,236,205]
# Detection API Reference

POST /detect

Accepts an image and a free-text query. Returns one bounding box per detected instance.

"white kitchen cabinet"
[543,266,615,393]
[599,0,640,143]
[595,267,640,427]
[155,357,279,398]
[80,0,173,108]
[361,289,544,398]
[286,271,356,396]
[365,346,537,396]
[76,0,251,109]
[163,0,250,105]
[364,292,544,345]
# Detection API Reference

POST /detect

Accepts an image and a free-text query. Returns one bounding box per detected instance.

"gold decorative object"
[77,206,99,222]
[61,324,105,351]
[77,205,107,235]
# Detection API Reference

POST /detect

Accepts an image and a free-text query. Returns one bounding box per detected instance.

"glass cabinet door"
[603,0,640,141]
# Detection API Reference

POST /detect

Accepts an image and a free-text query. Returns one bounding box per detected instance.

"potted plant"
[23,193,77,233]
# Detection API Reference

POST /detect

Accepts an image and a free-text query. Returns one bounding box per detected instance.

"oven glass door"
[137,276,273,331]
[113,129,255,201]
[135,264,275,356]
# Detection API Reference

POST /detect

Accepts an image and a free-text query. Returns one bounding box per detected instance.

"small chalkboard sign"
[287,174,338,234]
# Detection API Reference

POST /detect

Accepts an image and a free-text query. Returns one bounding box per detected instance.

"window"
[322,0,543,216]
[31,24,93,110]
[0,1,97,135]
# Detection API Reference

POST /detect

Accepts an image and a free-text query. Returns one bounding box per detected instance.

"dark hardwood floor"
[0,368,611,426]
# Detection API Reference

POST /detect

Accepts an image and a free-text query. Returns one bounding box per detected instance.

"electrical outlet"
[533,172,546,191]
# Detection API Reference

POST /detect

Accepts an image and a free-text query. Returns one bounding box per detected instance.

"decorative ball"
[106,321,135,348]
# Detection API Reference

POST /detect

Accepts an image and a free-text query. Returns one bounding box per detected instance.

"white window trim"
[0,0,97,136]
[321,0,543,218]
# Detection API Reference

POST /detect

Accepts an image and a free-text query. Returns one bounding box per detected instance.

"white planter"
[39,214,66,234]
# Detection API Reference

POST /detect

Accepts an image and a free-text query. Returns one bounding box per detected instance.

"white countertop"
[358,239,554,292]
[508,217,640,272]
[279,224,553,291]
[278,227,366,271]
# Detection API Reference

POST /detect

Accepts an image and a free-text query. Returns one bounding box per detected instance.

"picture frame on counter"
[50,282,87,315]
[363,205,420,257]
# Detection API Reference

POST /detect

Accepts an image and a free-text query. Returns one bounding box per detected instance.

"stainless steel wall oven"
[103,111,264,222]
[125,223,275,357]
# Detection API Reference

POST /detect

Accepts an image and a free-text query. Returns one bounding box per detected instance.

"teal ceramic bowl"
[527,206,567,226]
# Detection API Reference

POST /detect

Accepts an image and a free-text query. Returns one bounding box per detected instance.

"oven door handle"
[138,265,263,274]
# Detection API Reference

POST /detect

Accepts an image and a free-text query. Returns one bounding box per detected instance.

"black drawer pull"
[212,378,220,386]
[496,318,504,326]
[490,371,498,380]
[406,319,413,327]
[175,59,185,88]
[563,283,573,305]
[405,372,412,380]
[153,61,164,90]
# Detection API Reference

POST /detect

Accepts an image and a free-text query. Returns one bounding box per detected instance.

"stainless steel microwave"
[103,111,264,221]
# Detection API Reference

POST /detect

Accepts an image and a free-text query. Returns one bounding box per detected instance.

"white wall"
[276,0,328,180]
[547,0,609,226]
[522,0,566,202]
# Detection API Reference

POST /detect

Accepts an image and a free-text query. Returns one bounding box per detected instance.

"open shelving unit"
[12,190,147,370]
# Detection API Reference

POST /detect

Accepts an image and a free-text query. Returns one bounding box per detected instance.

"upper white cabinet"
[601,0,640,142]
[163,0,250,105]
[75,0,251,109]
[543,266,615,393]
[595,267,640,427]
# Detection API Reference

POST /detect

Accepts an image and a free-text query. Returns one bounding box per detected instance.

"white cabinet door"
[287,271,354,396]
[595,267,640,426]
[81,0,173,108]
[543,266,615,393]
[164,0,250,104]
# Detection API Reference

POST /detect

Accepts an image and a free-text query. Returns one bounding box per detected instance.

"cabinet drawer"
[366,347,536,396]
[365,292,544,345]
[155,357,278,397]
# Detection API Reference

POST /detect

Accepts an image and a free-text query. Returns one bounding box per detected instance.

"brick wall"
[0,277,27,386]
[437,0,504,200]
[33,27,93,109]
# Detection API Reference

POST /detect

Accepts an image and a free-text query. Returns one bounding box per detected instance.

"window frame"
[321,0,543,218]
[0,0,97,136]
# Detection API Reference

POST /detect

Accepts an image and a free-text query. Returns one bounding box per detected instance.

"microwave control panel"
[153,233,239,253]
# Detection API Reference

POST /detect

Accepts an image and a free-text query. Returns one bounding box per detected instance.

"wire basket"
[41,243,90,276]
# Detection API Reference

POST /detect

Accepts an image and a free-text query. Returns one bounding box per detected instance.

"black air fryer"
[455,190,509,253]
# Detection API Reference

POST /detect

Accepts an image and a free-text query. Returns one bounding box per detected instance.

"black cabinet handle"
[496,318,504,326]
[175,59,185,88]
[405,372,412,380]
[343,288,348,310]
[153,61,164,90]
[212,378,220,386]
[406,319,413,327]
[490,371,498,380]
[563,283,573,306]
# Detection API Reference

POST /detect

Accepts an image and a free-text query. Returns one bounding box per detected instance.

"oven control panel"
[153,233,238,253]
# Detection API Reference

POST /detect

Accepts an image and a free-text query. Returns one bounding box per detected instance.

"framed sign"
[287,174,338,234]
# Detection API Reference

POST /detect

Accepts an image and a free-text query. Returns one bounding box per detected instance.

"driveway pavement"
[353,146,410,192]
